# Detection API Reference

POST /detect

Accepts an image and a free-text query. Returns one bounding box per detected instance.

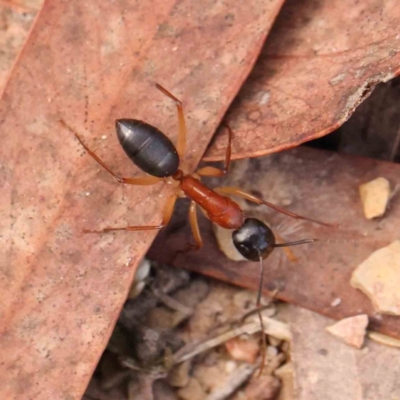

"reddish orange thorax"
[180,175,244,229]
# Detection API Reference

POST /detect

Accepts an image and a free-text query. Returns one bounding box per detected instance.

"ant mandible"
[61,83,333,248]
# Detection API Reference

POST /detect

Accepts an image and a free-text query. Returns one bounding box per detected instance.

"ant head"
[232,218,276,261]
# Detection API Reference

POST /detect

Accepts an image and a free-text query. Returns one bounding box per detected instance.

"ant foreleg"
[83,194,177,234]
[215,186,336,227]
[173,201,203,257]
[61,119,162,186]
[188,201,203,250]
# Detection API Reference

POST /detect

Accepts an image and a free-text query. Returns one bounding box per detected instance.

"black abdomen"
[116,119,180,178]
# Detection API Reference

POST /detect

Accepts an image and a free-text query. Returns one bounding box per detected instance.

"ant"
[61,83,332,246]
[61,83,333,374]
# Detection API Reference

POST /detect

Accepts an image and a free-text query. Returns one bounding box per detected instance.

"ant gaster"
[61,83,333,249]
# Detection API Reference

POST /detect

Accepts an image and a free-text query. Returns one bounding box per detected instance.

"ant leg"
[255,256,266,376]
[197,124,233,177]
[215,186,336,227]
[172,201,202,258]
[155,84,187,159]
[83,194,177,233]
[188,201,203,250]
[61,119,161,186]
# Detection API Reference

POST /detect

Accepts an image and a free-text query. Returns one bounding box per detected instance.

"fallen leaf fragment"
[168,360,191,388]
[128,258,151,299]
[275,362,294,400]
[261,316,292,342]
[325,314,368,348]
[200,362,256,400]
[368,331,400,349]
[225,336,260,364]
[231,374,281,400]
[177,377,206,400]
[213,224,245,261]
[359,177,391,219]
[330,298,342,307]
[351,241,400,315]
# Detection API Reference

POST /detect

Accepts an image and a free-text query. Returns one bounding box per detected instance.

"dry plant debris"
[225,336,260,364]
[351,241,400,315]
[325,314,369,349]
[359,177,391,219]
[84,263,292,400]
[274,362,294,400]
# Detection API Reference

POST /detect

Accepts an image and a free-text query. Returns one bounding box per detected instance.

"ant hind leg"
[197,124,233,177]
[83,194,177,234]
[61,119,161,186]
[214,186,336,227]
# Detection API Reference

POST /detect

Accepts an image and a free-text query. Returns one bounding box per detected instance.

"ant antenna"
[274,238,318,248]
[232,218,318,376]
[256,255,266,377]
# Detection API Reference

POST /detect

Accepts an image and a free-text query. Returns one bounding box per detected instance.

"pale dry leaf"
[359,177,391,219]
[351,241,400,315]
[326,314,369,349]
[367,331,400,349]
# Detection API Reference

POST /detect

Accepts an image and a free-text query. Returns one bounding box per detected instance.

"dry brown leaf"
[0,2,39,91]
[205,0,400,161]
[0,1,283,398]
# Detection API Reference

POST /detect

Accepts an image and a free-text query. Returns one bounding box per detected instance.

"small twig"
[152,288,193,317]
[173,316,291,364]
[205,363,256,400]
